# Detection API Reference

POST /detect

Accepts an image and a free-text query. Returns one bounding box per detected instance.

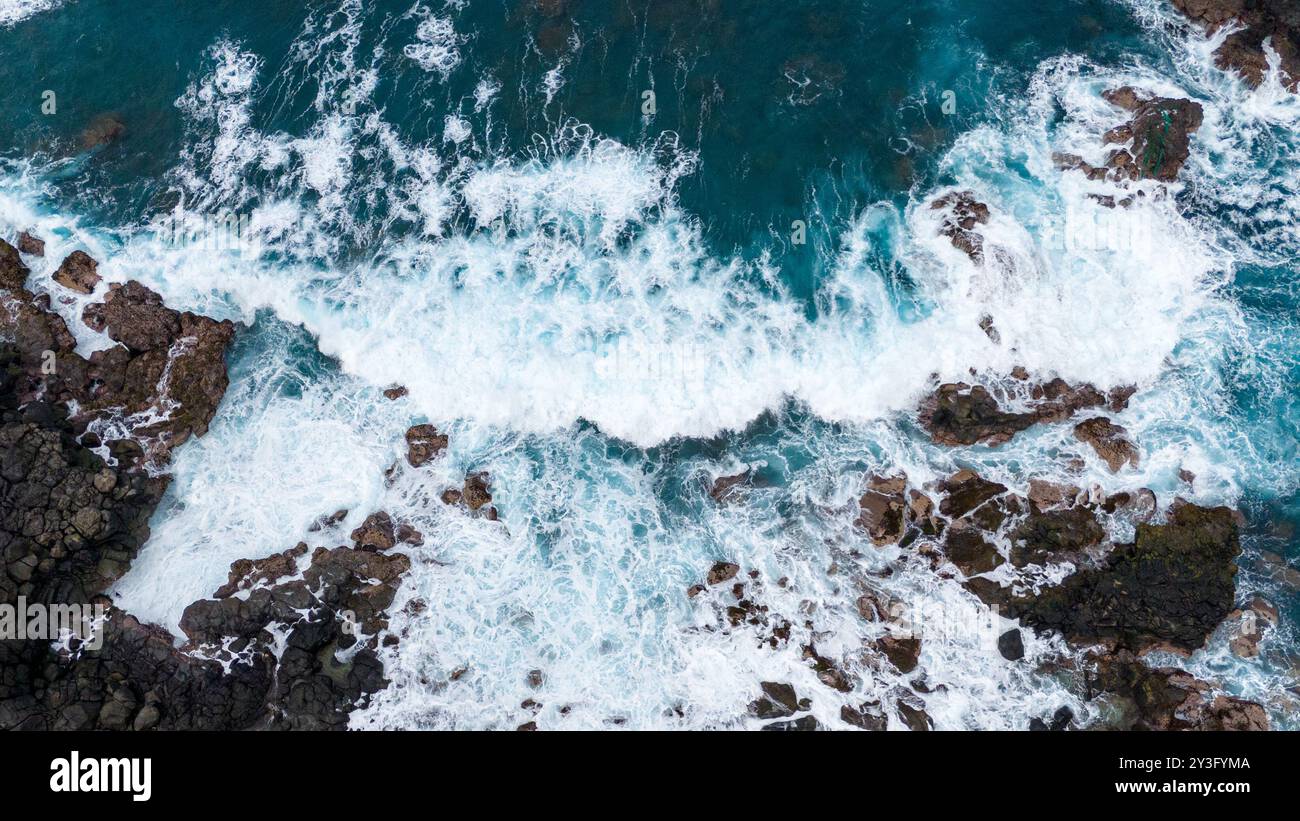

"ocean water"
[1,0,1297,728]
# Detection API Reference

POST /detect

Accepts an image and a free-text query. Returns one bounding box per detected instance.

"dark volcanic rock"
[1010,504,1241,653]
[1074,416,1140,472]
[61,280,237,467]
[1100,88,1204,182]
[929,191,990,263]
[52,251,101,294]
[0,348,167,608]
[855,474,907,546]
[404,423,448,467]
[706,561,740,586]
[920,384,1035,446]
[1171,0,1300,91]
[875,634,922,674]
[944,524,1005,575]
[998,629,1026,661]
[16,232,44,257]
[748,681,805,719]
[1,273,399,731]
[938,469,1008,519]
[1096,653,1268,730]
[840,702,888,730]
[1010,506,1106,567]
[350,511,396,551]
[919,378,1118,447]
[0,238,29,291]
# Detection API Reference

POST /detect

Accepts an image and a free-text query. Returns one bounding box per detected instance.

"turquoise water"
[2,0,1297,728]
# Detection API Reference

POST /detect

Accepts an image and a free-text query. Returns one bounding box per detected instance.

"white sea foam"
[0,0,61,27]
[3,4,1296,728]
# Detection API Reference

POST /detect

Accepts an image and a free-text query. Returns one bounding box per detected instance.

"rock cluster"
[2,244,235,470]
[1170,0,1300,91]
[918,376,1133,447]
[1,241,412,731]
[929,190,991,263]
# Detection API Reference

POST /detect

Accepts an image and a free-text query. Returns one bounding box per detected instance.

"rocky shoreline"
[1170,0,1300,91]
[1,227,1280,731]
[1,12,1291,728]
[1,239,415,729]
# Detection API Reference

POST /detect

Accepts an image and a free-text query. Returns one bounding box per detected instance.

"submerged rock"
[708,469,751,503]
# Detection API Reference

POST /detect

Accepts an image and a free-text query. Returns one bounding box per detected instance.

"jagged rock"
[382,385,408,400]
[998,629,1026,661]
[52,251,101,294]
[463,472,492,510]
[876,635,922,674]
[944,522,1005,575]
[894,695,933,731]
[1074,417,1139,472]
[16,232,44,257]
[1171,0,1300,91]
[1029,705,1074,731]
[855,474,907,545]
[404,424,448,467]
[1096,653,1269,730]
[1010,504,1241,653]
[1027,479,1082,511]
[840,702,887,730]
[1100,87,1204,182]
[213,543,309,598]
[930,191,990,263]
[803,643,854,692]
[761,715,821,731]
[706,561,740,586]
[68,281,237,466]
[396,522,424,546]
[1009,506,1105,567]
[0,238,29,291]
[748,681,805,719]
[938,469,1008,519]
[919,378,1120,447]
[350,511,396,551]
[1101,488,1157,520]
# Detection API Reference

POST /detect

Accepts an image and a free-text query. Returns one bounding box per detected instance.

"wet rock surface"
[919,377,1130,447]
[929,190,991,263]
[1170,0,1300,91]
[0,261,413,731]
[1010,504,1241,653]
[52,251,100,294]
